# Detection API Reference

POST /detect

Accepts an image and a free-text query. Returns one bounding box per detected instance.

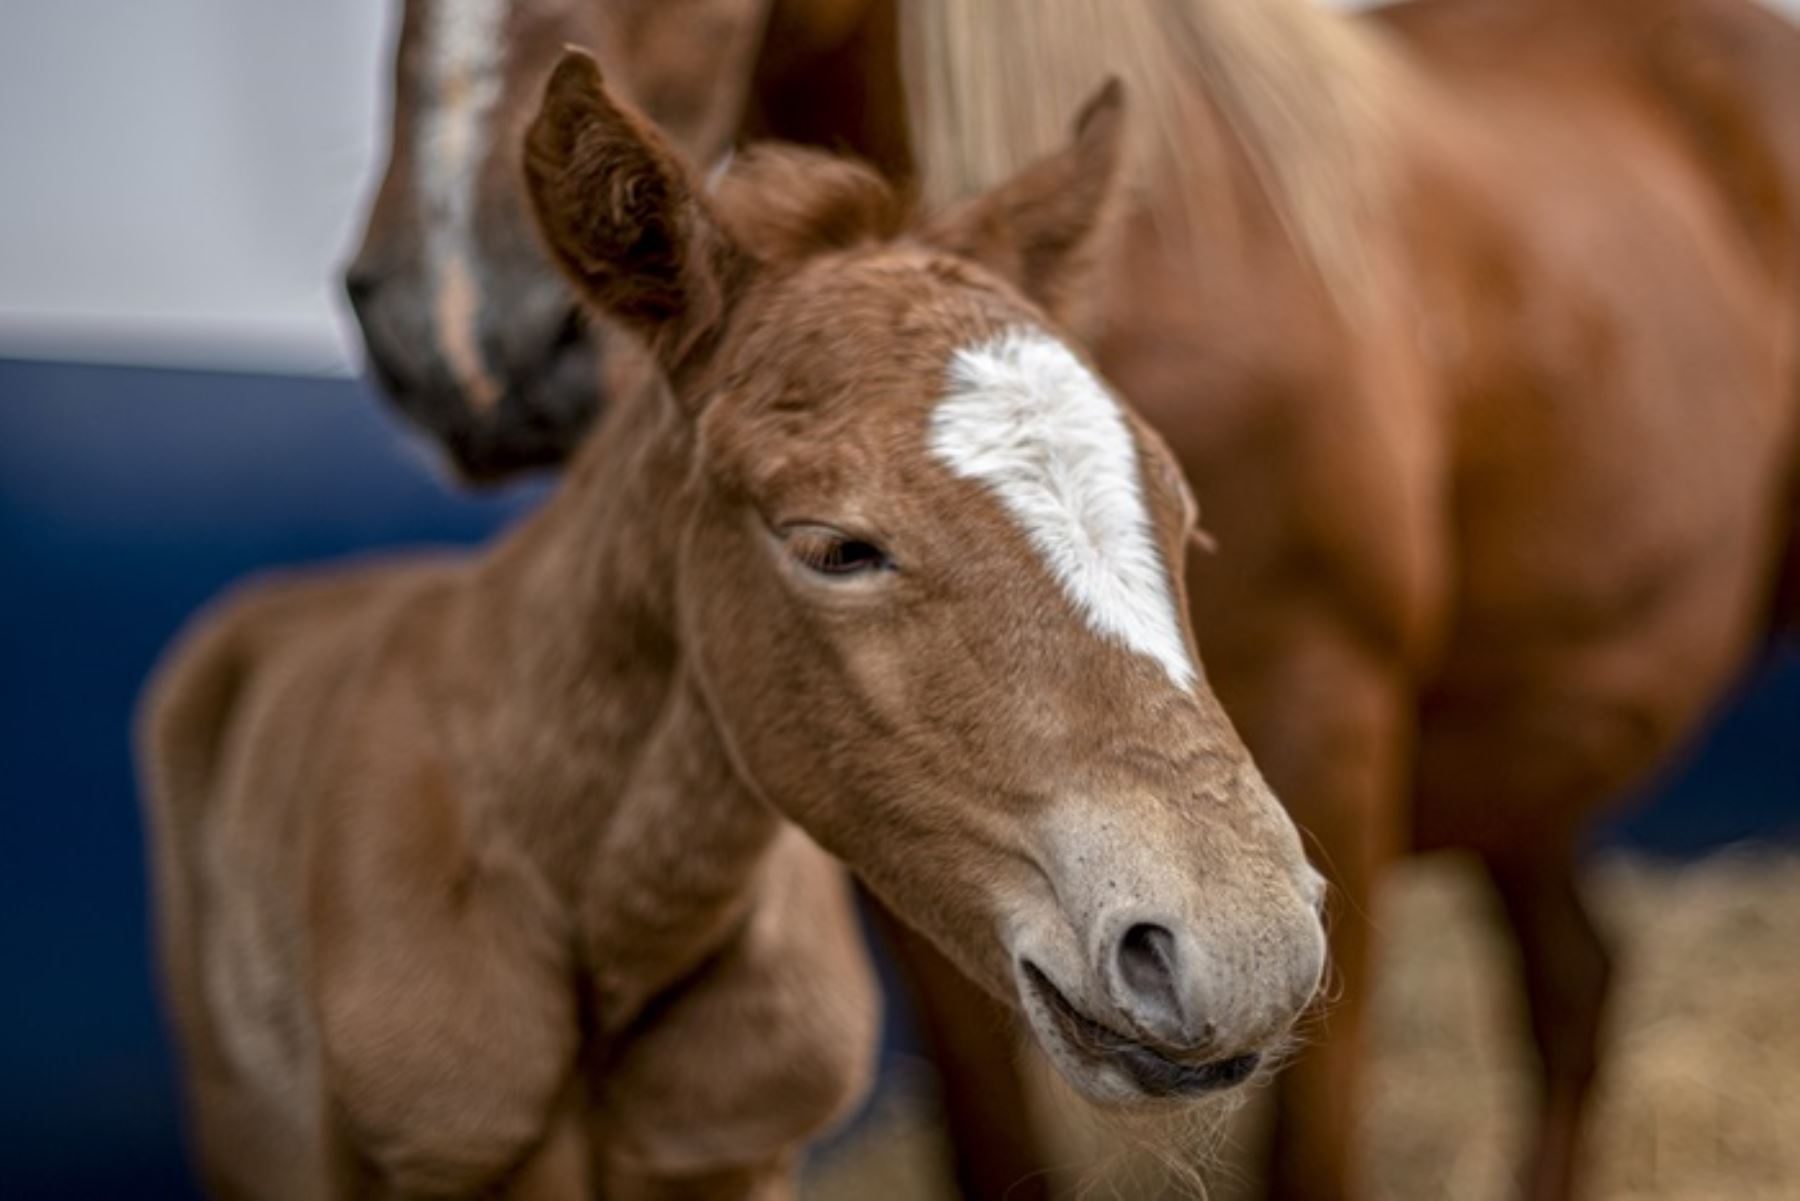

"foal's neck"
[457,369,779,1030]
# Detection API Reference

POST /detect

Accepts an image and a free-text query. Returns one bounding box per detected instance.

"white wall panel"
[0,0,392,374]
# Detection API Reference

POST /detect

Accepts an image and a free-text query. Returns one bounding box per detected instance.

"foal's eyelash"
[780,524,894,577]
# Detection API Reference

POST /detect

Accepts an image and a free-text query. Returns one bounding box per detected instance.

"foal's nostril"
[1116,922,1185,1032]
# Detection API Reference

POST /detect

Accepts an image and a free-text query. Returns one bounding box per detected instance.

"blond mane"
[899,0,1420,311]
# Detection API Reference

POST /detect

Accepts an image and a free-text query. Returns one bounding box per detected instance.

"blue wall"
[0,360,539,1200]
[1,358,1794,1199]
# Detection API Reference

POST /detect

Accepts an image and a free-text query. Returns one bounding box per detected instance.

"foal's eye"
[781,524,894,578]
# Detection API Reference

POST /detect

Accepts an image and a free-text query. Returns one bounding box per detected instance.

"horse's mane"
[899,0,1420,311]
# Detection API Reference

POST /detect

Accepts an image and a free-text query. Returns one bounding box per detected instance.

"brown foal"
[142,65,1326,1199]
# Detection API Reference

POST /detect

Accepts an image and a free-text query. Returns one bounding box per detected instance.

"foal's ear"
[921,79,1127,325]
[524,50,750,388]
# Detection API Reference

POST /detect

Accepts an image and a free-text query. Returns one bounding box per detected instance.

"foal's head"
[526,53,1326,1106]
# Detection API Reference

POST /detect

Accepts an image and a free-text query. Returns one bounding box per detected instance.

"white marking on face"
[929,328,1198,692]
[415,0,507,409]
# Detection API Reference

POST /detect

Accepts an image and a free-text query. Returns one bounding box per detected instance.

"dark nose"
[343,263,381,311]
[342,262,424,397]
[524,303,589,374]
[344,255,605,478]
[1115,922,1192,1042]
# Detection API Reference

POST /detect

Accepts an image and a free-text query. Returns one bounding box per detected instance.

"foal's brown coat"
[146,65,1325,1199]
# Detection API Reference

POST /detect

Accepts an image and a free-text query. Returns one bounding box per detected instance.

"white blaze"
[928,328,1198,692]
[414,0,507,407]
[417,0,506,237]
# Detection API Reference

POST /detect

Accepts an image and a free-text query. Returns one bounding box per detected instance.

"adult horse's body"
[347,1,1800,1199]
[144,68,1327,1199]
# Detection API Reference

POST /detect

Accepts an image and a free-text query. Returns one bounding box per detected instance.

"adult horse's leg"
[1415,689,1701,1201]
[866,899,1050,1201]
[1481,848,1612,1201]
[1221,623,1412,1201]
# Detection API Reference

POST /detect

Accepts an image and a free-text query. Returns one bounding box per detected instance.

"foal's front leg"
[592,829,881,1201]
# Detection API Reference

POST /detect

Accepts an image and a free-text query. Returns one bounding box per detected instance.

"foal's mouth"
[1021,961,1261,1099]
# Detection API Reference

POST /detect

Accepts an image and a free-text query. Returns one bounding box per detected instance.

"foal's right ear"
[920,79,1127,328]
[524,50,751,387]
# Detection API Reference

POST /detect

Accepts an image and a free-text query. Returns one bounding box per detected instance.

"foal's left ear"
[524,49,751,390]
[921,79,1127,325]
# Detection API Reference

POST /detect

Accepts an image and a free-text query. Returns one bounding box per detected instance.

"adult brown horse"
[145,67,1329,1198]
[346,1,1800,1199]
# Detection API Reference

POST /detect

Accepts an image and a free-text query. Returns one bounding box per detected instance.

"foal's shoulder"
[180,553,466,669]
[213,552,465,626]
[138,556,468,800]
